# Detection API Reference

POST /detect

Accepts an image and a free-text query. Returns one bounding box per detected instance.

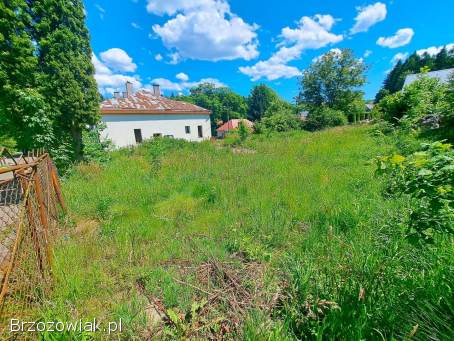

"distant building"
[216,119,254,138]
[404,68,454,87]
[100,82,212,147]
[298,111,309,120]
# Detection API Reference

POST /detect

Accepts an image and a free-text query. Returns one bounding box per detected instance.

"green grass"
[40,126,454,340]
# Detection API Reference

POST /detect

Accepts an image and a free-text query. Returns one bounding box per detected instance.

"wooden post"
[34,167,53,272]
[49,163,66,212]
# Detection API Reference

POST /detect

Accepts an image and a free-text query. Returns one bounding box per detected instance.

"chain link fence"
[0,149,65,330]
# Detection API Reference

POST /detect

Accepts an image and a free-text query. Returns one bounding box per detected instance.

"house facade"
[100,83,211,147]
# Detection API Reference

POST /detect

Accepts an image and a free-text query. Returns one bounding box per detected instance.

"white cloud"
[147,0,225,16]
[100,48,137,72]
[350,2,386,34]
[416,43,454,56]
[278,15,343,59]
[131,22,142,29]
[239,61,301,81]
[176,72,189,81]
[94,4,105,19]
[377,28,414,48]
[149,77,226,92]
[167,52,181,64]
[92,54,141,95]
[239,14,342,81]
[363,50,372,58]
[149,0,259,62]
[154,53,163,61]
[391,52,408,64]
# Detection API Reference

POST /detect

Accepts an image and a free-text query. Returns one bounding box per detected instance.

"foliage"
[0,0,100,166]
[175,83,248,132]
[303,107,348,131]
[238,121,250,142]
[376,75,450,139]
[30,0,100,161]
[375,46,454,102]
[376,141,454,243]
[256,113,301,133]
[297,49,366,115]
[82,124,113,164]
[247,84,278,121]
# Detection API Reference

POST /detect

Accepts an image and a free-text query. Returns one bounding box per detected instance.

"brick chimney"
[152,83,161,96]
[125,81,133,97]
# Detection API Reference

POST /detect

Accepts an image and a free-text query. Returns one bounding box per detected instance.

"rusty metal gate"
[0,149,65,328]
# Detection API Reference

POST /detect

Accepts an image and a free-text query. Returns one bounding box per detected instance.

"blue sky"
[85,0,454,101]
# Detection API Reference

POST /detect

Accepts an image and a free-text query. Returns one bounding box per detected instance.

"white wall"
[101,114,212,147]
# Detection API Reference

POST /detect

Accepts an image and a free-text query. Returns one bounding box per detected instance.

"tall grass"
[41,126,453,339]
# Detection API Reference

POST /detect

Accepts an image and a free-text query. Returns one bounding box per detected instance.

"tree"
[176,83,248,132]
[297,49,366,115]
[30,0,100,161]
[303,107,347,131]
[247,84,277,121]
[0,0,53,151]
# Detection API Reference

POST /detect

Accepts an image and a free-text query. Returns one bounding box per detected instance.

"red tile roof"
[216,119,254,132]
[100,90,210,115]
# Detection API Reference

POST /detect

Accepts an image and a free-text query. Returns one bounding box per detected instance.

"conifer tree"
[30,0,100,160]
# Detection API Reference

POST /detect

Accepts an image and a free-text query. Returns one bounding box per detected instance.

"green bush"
[377,76,449,132]
[255,113,301,133]
[303,107,347,131]
[82,123,113,164]
[376,141,454,243]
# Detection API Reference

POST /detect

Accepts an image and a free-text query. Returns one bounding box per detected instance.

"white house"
[100,82,212,148]
[404,68,454,87]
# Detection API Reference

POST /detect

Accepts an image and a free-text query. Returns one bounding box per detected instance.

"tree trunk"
[71,126,83,161]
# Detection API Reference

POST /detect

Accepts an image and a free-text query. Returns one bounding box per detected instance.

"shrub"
[376,141,454,243]
[303,107,347,131]
[82,123,113,164]
[377,76,449,132]
[255,113,301,133]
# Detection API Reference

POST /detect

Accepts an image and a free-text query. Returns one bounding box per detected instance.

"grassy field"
[41,126,454,340]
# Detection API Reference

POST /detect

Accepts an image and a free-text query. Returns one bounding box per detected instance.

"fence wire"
[0,150,65,333]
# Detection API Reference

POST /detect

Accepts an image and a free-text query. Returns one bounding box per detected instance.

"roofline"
[100,109,211,115]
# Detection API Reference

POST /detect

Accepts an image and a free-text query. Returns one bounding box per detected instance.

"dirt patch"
[231,147,257,155]
[74,219,99,236]
[141,253,281,339]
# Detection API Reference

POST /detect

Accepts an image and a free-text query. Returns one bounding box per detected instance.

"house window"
[134,129,143,143]
[185,126,191,134]
[198,125,203,138]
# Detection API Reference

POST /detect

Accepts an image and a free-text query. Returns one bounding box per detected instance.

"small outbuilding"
[216,119,254,138]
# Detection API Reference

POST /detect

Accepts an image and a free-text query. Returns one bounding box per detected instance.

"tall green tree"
[176,83,248,131]
[30,0,100,161]
[0,0,53,150]
[297,49,366,117]
[247,84,277,121]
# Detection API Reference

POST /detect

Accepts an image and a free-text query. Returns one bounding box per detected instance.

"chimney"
[113,91,121,99]
[122,92,128,98]
[152,83,161,96]
[125,81,133,97]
